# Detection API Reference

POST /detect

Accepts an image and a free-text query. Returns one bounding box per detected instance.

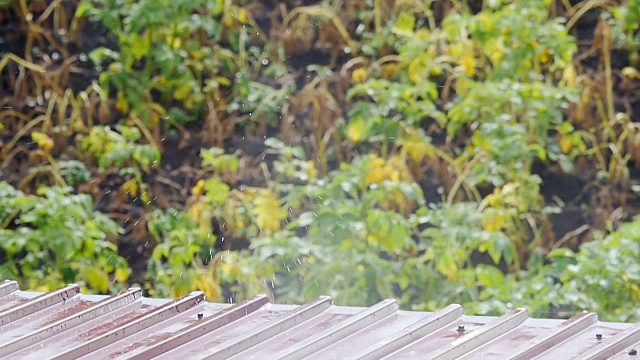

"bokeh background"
[1,0,640,321]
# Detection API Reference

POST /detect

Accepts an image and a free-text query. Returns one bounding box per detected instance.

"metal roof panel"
[0,281,638,359]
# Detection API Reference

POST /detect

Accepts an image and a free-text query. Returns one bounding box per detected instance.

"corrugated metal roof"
[0,279,639,359]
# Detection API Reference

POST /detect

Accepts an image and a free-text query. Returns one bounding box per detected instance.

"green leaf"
[204,178,230,205]
[476,265,505,288]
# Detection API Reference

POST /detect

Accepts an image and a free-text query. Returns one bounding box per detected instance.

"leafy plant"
[79,0,249,126]
[551,218,640,322]
[0,182,129,293]
[146,208,217,299]
[250,154,424,305]
[81,124,160,204]
[611,0,640,65]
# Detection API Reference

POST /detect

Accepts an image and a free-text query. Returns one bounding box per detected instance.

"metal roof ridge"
[275,298,399,359]
[356,304,464,360]
[124,294,270,360]
[1,282,638,359]
[581,325,640,359]
[49,291,205,360]
[510,311,599,360]
[195,295,333,360]
[432,308,529,360]
[0,280,19,297]
[0,287,142,357]
[0,283,80,327]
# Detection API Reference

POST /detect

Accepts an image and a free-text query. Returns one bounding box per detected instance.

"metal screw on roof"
[595,333,603,340]
[457,325,465,332]
[629,348,638,355]
[197,313,204,320]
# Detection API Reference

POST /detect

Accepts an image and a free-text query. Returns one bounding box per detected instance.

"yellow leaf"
[352,67,368,83]
[408,57,426,83]
[188,200,203,220]
[429,66,443,77]
[122,179,138,197]
[482,210,506,232]
[83,266,110,293]
[115,91,129,113]
[220,259,242,279]
[622,66,640,79]
[455,76,470,95]
[386,155,413,182]
[365,157,386,185]
[537,49,551,64]
[252,189,286,234]
[381,64,398,79]
[192,179,206,196]
[437,253,458,280]
[559,135,573,154]
[166,35,182,49]
[108,62,122,72]
[237,8,249,24]
[130,33,150,60]
[174,83,193,101]
[426,45,437,58]
[306,160,317,183]
[460,53,476,77]
[366,234,379,246]
[115,267,130,283]
[31,131,54,152]
[448,43,463,58]
[196,273,221,301]
[490,42,505,65]
[393,12,415,34]
[563,64,577,87]
[366,156,413,186]
[402,133,432,162]
[346,120,368,143]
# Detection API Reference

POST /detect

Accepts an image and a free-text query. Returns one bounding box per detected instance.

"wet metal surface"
[0,280,638,359]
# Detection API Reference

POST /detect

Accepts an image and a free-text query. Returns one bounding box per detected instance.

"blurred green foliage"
[1,0,640,323]
[0,182,128,293]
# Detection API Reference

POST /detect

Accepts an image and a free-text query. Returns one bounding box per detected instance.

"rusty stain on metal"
[0,283,639,359]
